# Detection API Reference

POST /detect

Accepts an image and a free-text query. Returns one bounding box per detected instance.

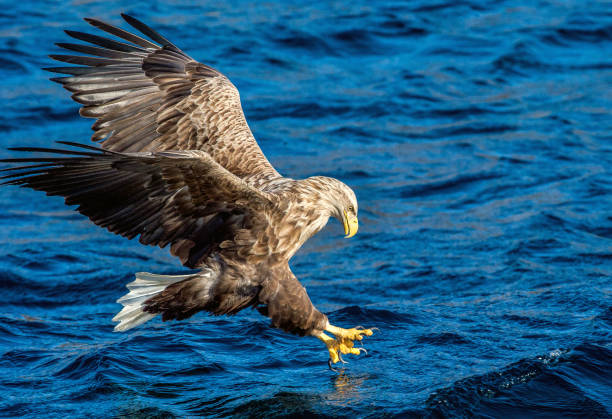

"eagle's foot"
[315,324,374,366]
[326,324,374,342]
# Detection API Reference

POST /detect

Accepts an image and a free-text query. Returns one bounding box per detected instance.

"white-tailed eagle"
[1,14,373,367]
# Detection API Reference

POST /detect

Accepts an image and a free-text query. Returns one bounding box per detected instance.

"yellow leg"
[315,323,374,366]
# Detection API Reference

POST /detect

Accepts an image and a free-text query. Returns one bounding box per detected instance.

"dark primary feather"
[83,17,160,50]
[47,14,280,188]
[120,13,177,48]
[0,143,272,269]
[63,29,146,53]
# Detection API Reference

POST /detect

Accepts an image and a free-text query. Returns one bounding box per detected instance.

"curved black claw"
[328,359,339,372]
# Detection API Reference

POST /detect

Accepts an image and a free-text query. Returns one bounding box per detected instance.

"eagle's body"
[1,14,372,366]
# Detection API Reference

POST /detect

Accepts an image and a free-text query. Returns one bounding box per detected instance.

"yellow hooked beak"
[343,210,359,238]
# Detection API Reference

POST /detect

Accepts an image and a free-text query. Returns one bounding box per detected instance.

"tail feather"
[113,272,193,332]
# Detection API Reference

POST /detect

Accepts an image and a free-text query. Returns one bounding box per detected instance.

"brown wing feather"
[0,142,272,269]
[47,14,280,188]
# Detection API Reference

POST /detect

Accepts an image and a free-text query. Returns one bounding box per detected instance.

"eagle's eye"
[348,205,354,213]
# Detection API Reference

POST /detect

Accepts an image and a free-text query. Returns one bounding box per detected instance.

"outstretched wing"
[0,143,273,268]
[47,14,280,187]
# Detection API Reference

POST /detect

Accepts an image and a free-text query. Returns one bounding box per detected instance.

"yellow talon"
[315,324,375,366]
[327,324,373,341]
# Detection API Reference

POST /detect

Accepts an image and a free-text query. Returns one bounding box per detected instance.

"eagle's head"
[335,181,359,239]
[307,176,359,239]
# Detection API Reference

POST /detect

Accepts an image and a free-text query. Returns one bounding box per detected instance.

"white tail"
[112,272,192,332]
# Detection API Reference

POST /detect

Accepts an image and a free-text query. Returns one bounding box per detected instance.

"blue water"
[0,0,611,417]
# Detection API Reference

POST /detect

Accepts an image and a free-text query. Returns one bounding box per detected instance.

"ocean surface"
[0,0,611,417]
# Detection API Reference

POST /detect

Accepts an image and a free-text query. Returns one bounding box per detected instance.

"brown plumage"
[1,15,373,366]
